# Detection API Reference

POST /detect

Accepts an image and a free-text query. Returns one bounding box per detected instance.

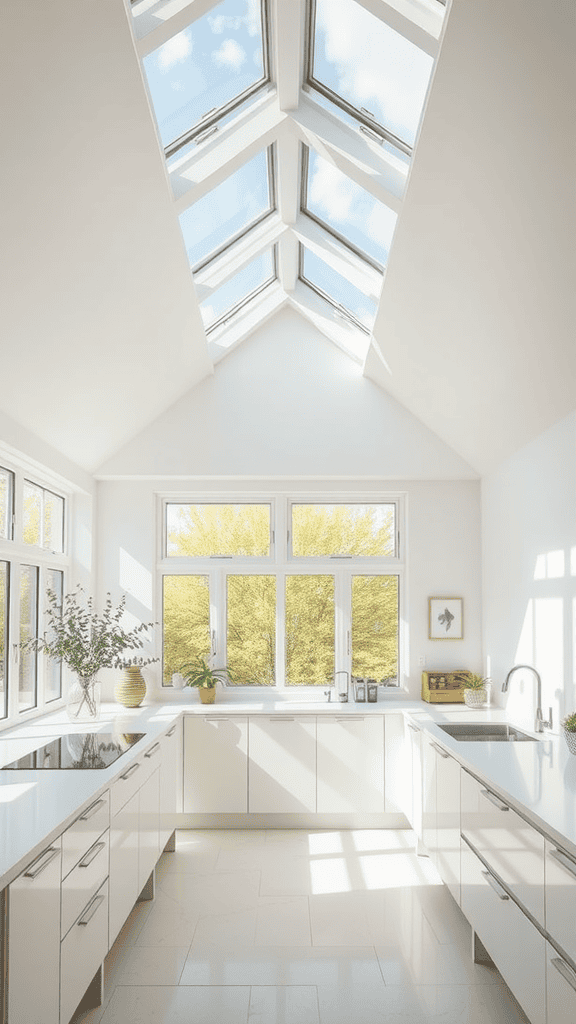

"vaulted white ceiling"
[0,0,573,476]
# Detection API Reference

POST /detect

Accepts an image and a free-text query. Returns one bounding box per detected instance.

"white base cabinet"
[545,838,576,968]
[60,878,108,1024]
[159,722,182,848]
[547,941,576,1024]
[249,717,316,813]
[405,720,423,840]
[184,716,248,813]
[109,788,140,949]
[138,767,160,893]
[317,715,384,813]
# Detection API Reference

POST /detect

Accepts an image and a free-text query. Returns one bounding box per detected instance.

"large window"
[160,495,402,688]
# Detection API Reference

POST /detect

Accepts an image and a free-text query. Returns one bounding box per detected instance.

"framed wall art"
[428,597,463,640]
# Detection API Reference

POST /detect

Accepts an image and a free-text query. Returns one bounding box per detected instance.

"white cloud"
[212,38,247,73]
[157,30,192,72]
[209,0,260,37]
[308,157,361,224]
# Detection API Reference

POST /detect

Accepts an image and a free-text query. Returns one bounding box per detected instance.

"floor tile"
[179,946,383,989]
[256,897,311,946]
[159,868,261,914]
[135,890,201,946]
[112,945,189,986]
[99,985,250,1024]
[191,907,258,948]
[309,891,371,946]
[260,855,313,897]
[248,986,319,1024]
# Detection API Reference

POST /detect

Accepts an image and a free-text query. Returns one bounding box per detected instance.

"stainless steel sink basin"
[438,723,537,742]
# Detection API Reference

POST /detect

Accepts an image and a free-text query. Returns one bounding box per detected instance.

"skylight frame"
[297,244,371,337]
[159,0,273,161]
[304,0,415,158]
[203,244,278,334]
[187,144,277,275]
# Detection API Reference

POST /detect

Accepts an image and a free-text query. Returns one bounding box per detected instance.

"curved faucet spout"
[502,664,552,733]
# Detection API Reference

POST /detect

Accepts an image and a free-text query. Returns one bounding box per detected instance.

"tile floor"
[77,829,530,1024]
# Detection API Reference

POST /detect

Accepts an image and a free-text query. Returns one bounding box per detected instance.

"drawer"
[461,768,545,925]
[547,940,576,1024]
[545,837,576,966]
[461,836,546,1024]
[110,740,160,817]
[61,790,110,879]
[61,830,109,938]
[60,878,108,1024]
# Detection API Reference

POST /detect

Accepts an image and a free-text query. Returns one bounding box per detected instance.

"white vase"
[563,728,576,755]
[463,687,487,708]
[66,675,101,722]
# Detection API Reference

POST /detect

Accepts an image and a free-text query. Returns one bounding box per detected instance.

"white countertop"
[1,695,575,889]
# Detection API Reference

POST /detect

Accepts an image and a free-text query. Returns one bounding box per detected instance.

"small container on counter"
[367,681,378,702]
[354,680,366,702]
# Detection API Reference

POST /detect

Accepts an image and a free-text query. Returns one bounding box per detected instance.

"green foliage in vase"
[180,655,234,689]
[465,673,490,690]
[21,586,158,679]
[561,712,576,733]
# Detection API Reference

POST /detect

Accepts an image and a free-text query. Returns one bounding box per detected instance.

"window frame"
[163,498,276,562]
[288,498,400,562]
[201,244,278,333]
[298,244,373,337]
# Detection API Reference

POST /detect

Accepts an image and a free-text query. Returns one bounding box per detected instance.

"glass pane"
[0,468,14,540]
[142,0,267,148]
[304,149,397,269]
[44,570,64,702]
[163,575,210,683]
[352,575,398,684]
[312,0,434,148]
[301,248,377,331]
[132,0,196,42]
[167,503,270,556]
[0,561,8,719]
[23,482,42,546]
[227,575,275,684]
[19,565,38,712]
[199,248,275,330]
[180,149,272,269]
[285,575,334,685]
[44,491,64,553]
[292,504,396,557]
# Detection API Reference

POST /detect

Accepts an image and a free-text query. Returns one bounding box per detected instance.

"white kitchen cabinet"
[405,720,423,841]
[461,768,545,926]
[60,878,108,1024]
[434,742,461,904]
[421,736,438,864]
[61,831,109,939]
[461,835,546,1024]
[8,840,62,1024]
[546,940,576,1024]
[317,715,384,813]
[61,792,109,881]
[138,766,160,893]
[109,786,140,948]
[384,713,409,814]
[184,716,248,813]
[249,717,316,813]
[159,721,182,849]
[545,837,576,968]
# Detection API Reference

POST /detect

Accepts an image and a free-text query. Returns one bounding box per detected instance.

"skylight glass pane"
[200,248,275,330]
[301,248,376,331]
[311,0,434,147]
[179,149,272,269]
[304,149,397,269]
[143,0,267,149]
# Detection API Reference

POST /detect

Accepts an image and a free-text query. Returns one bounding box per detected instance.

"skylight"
[302,147,397,271]
[307,0,434,151]
[300,246,376,334]
[142,0,269,154]
[200,246,276,331]
[179,147,275,271]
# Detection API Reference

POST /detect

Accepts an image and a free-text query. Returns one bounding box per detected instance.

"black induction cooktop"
[0,732,146,770]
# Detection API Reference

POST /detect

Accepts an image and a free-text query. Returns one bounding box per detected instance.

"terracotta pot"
[115,666,146,708]
[198,686,216,705]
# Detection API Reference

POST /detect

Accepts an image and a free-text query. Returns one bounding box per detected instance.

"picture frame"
[429,597,463,640]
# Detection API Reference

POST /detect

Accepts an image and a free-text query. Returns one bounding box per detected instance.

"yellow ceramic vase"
[115,666,146,708]
[198,686,216,705]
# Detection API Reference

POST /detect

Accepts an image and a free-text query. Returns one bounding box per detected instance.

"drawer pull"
[552,956,576,993]
[549,846,576,879]
[79,798,106,822]
[24,846,60,879]
[482,870,510,901]
[407,723,419,734]
[205,717,229,722]
[337,717,364,722]
[166,725,177,737]
[120,762,140,781]
[431,742,450,759]
[480,788,509,812]
[269,717,294,722]
[77,893,105,927]
[78,841,106,869]
[144,742,161,759]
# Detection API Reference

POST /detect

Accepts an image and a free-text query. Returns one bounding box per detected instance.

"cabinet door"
[547,941,576,1024]
[545,838,576,968]
[421,737,438,863]
[159,722,182,849]
[184,716,248,813]
[138,767,160,892]
[109,789,140,948]
[249,717,316,813]
[317,716,384,813]
[8,840,62,1024]
[405,721,422,837]
[434,745,460,904]
[60,879,108,1024]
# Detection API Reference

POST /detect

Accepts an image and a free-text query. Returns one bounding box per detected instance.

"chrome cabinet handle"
[431,742,450,759]
[482,870,510,901]
[480,788,509,812]
[205,717,229,722]
[166,725,177,737]
[552,956,576,993]
[407,723,419,734]
[79,797,106,822]
[144,742,161,759]
[120,762,140,781]
[77,893,105,927]
[337,717,364,722]
[269,717,294,722]
[78,841,106,869]
[24,846,60,879]
[549,846,576,879]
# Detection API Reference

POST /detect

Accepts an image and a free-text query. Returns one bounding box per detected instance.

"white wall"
[96,476,482,700]
[482,412,576,731]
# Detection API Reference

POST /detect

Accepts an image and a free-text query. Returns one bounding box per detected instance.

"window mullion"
[213,569,226,669]
[335,571,351,679]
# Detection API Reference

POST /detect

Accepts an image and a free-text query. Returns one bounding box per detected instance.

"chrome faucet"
[502,664,553,733]
[333,671,350,703]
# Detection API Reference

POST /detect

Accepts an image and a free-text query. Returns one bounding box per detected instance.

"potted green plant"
[462,672,490,708]
[23,586,157,720]
[561,712,576,754]
[180,655,233,704]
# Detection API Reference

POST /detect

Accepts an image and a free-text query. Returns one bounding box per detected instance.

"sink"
[438,722,538,742]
